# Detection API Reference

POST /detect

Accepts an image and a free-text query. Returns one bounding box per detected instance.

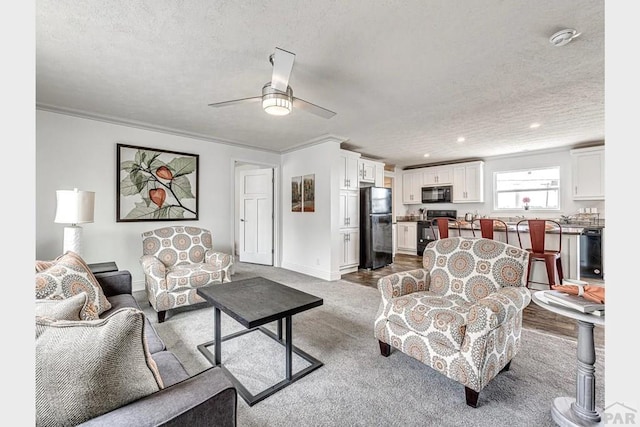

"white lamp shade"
[54,189,95,224]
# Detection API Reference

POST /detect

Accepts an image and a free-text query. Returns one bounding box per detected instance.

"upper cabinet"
[452,161,484,203]
[339,150,361,191]
[358,158,385,187]
[423,165,453,186]
[402,170,424,204]
[571,146,604,200]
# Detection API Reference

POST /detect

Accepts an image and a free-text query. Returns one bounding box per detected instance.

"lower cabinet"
[396,222,417,254]
[340,229,359,272]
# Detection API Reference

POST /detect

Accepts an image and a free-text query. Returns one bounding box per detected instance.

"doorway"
[235,163,275,265]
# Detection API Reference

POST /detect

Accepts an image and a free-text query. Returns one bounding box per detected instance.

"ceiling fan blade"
[270,47,295,92]
[293,97,336,119]
[207,96,261,108]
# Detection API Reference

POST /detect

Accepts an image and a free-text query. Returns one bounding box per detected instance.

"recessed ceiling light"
[423,153,430,158]
[457,137,465,143]
[530,123,541,129]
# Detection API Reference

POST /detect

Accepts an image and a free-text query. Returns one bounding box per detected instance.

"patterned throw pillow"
[35,308,164,426]
[35,292,87,321]
[35,251,111,320]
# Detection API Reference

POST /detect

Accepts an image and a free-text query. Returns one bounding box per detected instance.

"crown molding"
[36,104,280,154]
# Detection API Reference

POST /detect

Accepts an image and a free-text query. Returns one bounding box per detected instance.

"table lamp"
[54,188,95,256]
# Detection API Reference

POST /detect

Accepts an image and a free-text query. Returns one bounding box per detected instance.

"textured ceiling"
[36,0,604,168]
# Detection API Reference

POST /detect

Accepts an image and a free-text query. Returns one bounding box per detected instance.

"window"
[494,167,560,210]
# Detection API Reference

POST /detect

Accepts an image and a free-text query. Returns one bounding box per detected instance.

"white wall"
[398,145,606,220]
[36,110,280,290]
[280,139,341,280]
[38,110,605,290]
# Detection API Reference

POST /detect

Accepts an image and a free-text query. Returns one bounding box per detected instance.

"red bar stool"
[471,218,509,244]
[430,217,461,240]
[516,219,563,288]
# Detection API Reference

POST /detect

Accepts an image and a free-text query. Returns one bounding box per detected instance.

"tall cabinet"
[339,150,361,273]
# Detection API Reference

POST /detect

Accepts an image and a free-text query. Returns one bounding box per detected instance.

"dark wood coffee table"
[196,276,323,406]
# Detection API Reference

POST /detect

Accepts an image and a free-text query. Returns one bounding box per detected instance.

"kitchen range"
[416,209,457,256]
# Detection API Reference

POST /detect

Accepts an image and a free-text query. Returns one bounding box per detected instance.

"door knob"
[240,219,245,222]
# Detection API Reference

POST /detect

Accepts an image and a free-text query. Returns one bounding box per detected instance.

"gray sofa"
[79,269,237,426]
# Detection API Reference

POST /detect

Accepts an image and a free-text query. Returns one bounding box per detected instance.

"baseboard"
[280,261,340,281]
[132,279,145,293]
[339,265,358,275]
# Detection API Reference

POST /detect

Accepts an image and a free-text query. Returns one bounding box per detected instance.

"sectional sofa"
[35,261,237,426]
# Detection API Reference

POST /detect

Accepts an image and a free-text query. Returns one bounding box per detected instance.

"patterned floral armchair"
[140,226,233,323]
[374,237,530,407]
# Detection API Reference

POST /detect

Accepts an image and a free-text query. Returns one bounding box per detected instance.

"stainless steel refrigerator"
[359,186,393,269]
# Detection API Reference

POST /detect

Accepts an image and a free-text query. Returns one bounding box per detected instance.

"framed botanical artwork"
[291,176,302,212]
[303,174,315,212]
[116,143,199,222]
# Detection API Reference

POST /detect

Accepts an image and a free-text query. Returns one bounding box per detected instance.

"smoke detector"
[549,29,580,47]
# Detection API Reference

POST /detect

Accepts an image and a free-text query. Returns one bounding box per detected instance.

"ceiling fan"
[208,47,336,119]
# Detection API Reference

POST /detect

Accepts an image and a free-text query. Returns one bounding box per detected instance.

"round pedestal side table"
[532,290,604,427]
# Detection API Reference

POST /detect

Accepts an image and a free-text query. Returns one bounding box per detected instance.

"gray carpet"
[135,262,605,427]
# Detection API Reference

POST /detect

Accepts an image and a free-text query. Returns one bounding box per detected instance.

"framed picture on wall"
[303,174,315,212]
[291,176,302,212]
[116,143,199,222]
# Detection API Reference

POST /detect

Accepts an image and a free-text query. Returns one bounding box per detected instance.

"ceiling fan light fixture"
[262,83,292,116]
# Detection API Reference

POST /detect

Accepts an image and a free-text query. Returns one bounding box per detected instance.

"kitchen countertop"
[458,223,586,235]
[395,217,604,235]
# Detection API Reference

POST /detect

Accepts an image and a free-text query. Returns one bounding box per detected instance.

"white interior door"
[239,168,273,265]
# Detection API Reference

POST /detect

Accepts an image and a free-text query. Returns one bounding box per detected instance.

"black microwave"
[421,185,452,203]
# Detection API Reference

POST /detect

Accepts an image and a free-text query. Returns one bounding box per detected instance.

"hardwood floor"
[342,254,604,349]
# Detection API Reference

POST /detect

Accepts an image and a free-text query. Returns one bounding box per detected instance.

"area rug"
[136,262,605,427]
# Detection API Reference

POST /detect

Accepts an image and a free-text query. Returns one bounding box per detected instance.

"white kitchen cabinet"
[392,223,397,258]
[374,162,384,187]
[358,158,376,183]
[340,229,360,271]
[452,161,484,203]
[338,150,361,274]
[358,158,385,187]
[570,146,604,200]
[339,150,360,191]
[423,165,453,186]
[402,171,424,204]
[339,191,359,228]
[396,222,417,254]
